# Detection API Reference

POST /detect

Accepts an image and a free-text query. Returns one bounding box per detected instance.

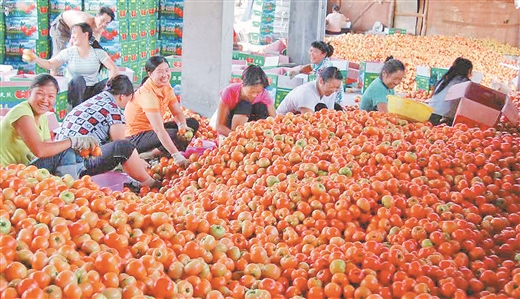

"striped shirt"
[55,46,109,86]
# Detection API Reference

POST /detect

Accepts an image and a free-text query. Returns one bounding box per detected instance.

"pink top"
[220,83,273,109]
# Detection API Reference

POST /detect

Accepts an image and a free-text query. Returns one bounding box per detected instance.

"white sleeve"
[55,47,72,63]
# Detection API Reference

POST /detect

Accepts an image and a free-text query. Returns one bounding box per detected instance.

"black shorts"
[226,100,269,128]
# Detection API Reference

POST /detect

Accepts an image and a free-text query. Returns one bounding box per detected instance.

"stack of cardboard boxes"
[87,0,159,85]
[159,0,183,57]
[3,0,50,74]
[249,0,276,45]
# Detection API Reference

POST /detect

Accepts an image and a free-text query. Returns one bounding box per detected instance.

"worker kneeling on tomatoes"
[0,74,98,175]
[215,65,276,137]
[125,56,199,168]
[44,75,160,188]
[276,66,344,115]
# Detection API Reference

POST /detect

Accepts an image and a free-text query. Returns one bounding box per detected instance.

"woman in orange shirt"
[125,56,199,167]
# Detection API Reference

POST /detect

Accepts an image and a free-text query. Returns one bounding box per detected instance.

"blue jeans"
[31,149,86,179]
[31,140,135,179]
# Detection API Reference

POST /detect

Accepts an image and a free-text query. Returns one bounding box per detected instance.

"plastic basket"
[387,95,434,122]
[181,140,217,158]
[91,171,131,192]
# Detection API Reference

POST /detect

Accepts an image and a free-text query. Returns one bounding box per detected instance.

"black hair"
[141,55,170,85]
[106,75,134,96]
[30,74,59,92]
[381,56,405,76]
[332,4,340,12]
[319,66,343,82]
[242,65,269,88]
[98,6,115,22]
[311,41,334,58]
[434,57,473,95]
[71,23,106,71]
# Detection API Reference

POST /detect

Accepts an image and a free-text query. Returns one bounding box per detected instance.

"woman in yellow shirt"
[0,74,97,172]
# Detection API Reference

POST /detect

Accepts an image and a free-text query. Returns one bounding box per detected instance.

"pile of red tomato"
[2,108,520,299]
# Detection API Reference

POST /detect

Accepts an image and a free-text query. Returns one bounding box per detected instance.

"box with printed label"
[138,0,157,17]
[104,43,122,65]
[4,56,47,75]
[138,40,150,61]
[160,39,182,56]
[265,67,305,108]
[445,81,517,128]
[100,21,122,44]
[160,18,183,39]
[251,21,274,34]
[121,41,138,64]
[234,51,288,67]
[148,38,159,57]
[384,28,406,35]
[83,0,128,20]
[50,0,82,17]
[159,0,183,19]
[148,18,158,38]
[249,32,274,45]
[416,66,484,91]
[117,19,130,42]
[359,61,384,94]
[4,0,49,18]
[252,0,276,12]
[128,19,139,41]
[5,39,50,60]
[165,55,182,68]
[5,16,50,40]
[251,9,275,23]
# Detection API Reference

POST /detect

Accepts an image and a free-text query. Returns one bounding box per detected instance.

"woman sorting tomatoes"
[427,57,473,125]
[359,56,406,112]
[0,74,98,174]
[125,56,199,168]
[51,75,160,188]
[215,65,276,137]
[26,22,119,107]
[276,67,344,115]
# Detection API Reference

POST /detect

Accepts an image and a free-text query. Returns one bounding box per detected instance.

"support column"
[286,0,327,65]
[181,0,234,117]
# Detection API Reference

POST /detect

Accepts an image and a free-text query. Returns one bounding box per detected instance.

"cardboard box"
[160,18,183,39]
[4,0,49,18]
[251,21,274,34]
[264,67,304,108]
[121,41,138,64]
[445,81,517,128]
[83,0,128,20]
[50,0,83,17]
[5,16,50,40]
[104,43,122,65]
[251,9,275,23]
[253,0,276,12]
[5,39,50,60]
[384,28,406,35]
[128,19,139,41]
[100,21,122,44]
[159,0,183,19]
[160,39,182,56]
[359,61,383,94]
[232,51,289,67]
[249,33,274,45]
[138,40,150,61]
[416,66,484,91]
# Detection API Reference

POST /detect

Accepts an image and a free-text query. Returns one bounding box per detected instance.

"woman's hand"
[171,152,189,167]
[70,136,99,151]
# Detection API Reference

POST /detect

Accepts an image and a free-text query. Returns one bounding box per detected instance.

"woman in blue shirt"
[427,57,473,125]
[360,56,405,112]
